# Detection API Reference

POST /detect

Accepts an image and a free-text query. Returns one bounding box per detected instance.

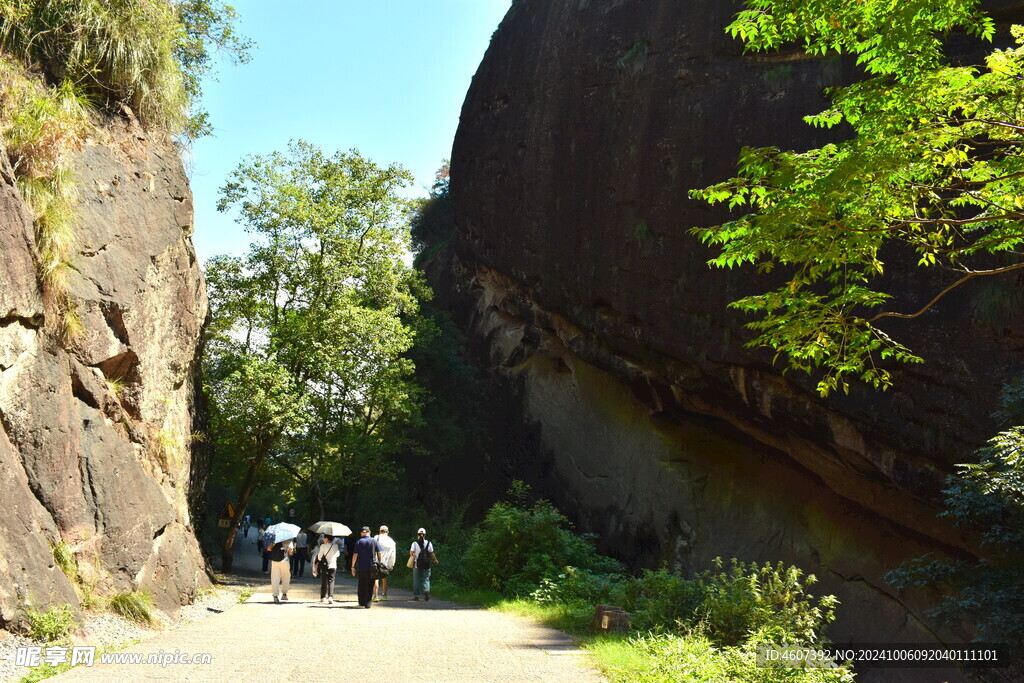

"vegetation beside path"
[381,483,853,683]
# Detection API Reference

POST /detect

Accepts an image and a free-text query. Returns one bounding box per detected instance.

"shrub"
[108,590,154,625]
[531,566,622,608]
[26,604,77,642]
[886,425,1024,647]
[693,558,838,646]
[611,567,702,633]
[464,495,621,596]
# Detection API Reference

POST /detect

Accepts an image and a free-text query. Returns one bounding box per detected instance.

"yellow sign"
[219,502,235,520]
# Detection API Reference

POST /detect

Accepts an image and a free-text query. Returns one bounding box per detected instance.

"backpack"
[416,539,432,569]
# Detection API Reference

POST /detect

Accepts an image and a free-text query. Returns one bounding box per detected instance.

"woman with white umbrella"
[309,522,351,605]
[312,534,341,604]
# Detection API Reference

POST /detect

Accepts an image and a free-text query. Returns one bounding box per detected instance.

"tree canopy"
[692,0,1024,395]
[205,141,424,567]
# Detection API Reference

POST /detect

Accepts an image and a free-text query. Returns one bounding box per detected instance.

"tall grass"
[0,0,187,131]
[108,590,154,625]
[50,540,77,583]
[0,54,88,331]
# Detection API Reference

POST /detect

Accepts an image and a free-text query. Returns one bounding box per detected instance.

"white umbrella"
[310,521,351,537]
[264,522,301,545]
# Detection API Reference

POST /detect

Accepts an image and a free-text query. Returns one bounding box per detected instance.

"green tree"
[206,140,423,569]
[886,380,1024,648]
[692,0,1024,395]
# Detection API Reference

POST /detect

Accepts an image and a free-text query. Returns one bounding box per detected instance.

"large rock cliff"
[441,0,1024,662]
[0,117,210,629]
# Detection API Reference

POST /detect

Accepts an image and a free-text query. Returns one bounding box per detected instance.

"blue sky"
[187,0,511,261]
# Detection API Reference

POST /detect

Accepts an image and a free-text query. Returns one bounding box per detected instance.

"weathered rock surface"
[441,0,1024,672]
[0,119,210,630]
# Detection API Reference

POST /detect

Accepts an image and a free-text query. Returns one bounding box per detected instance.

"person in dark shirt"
[350,526,382,608]
[267,537,294,603]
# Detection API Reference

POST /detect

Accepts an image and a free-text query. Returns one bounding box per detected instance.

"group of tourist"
[254,521,439,608]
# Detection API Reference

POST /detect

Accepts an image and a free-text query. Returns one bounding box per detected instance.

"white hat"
[379,525,389,533]
[417,527,426,534]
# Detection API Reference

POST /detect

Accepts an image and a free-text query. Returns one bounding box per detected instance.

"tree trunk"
[221,444,270,571]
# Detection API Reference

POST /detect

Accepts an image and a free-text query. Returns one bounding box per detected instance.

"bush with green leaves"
[692,558,838,646]
[607,559,837,646]
[609,567,702,633]
[464,494,621,596]
[531,565,623,609]
[886,428,1024,647]
[26,604,77,642]
[886,378,1024,650]
[609,629,854,683]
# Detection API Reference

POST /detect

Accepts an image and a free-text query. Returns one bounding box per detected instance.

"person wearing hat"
[409,527,438,601]
[350,526,383,608]
[372,525,397,601]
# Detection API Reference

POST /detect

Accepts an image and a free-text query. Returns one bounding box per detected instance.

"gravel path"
[6,532,603,682]
[53,532,602,682]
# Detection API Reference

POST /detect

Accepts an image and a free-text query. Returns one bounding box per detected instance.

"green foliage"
[0,0,250,136]
[464,489,622,596]
[108,590,154,625]
[693,1,1024,395]
[727,0,992,78]
[0,55,88,318]
[402,490,848,681]
[610,568,702,633]
[26,604,77,642]
[207,140,423,534]
[18,660,74,682]
[410,162,453,261]
[886,426,1024,646]
[50,540,77,583]
[606,630,854,683]
[237,587,253,603]
[689,558,837,646]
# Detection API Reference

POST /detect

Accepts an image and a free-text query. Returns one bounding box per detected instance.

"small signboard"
[218,502,235,522]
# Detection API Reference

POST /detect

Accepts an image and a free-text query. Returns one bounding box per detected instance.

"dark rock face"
[445,0,1024,664]
[0,119,210,629]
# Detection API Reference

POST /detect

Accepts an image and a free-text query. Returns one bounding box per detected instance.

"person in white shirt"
[409,527,438,601]
[373,525,397,601]
[312,535,341,604]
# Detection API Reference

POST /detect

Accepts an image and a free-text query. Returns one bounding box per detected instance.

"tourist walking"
[291,529,308,577]
[267,536,295,603]
[350,526,383,608]
[410,527,438,601]
[259,519,272,571]
[312,534,340,604]
[373,525,397,601]
[242,514,251,538]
